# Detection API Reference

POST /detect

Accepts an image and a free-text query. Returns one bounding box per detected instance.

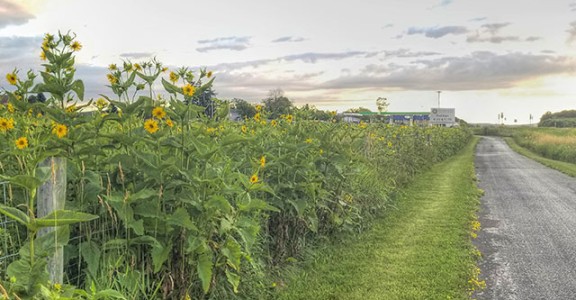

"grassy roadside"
[273,137,483,300]
[503,137,576,177]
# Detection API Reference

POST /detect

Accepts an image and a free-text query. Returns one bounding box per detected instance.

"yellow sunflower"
[0,117,14,132]
[40,51,47,61]
[241,125,247,134]
[108,64,117,71]
[6,73,17,85]
[286,114,293,123]
[70,41,82,51]
[106,74,118,85]
[250,174,259,184]
[15,137,28,149]
[166,118,174,128]
[152,106,166,119]
[52,123,68,138]
[260,156,266,168]
[169,71,179,83]
[270,120,277,127]
[144,119,159,134]
[7,103,14,113]
[134,63,142,71]
[182,83,195,97]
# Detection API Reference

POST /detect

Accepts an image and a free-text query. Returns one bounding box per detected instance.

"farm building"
[341,111,430,126]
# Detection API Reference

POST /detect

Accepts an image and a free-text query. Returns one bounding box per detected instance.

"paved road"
[474,136,576,299]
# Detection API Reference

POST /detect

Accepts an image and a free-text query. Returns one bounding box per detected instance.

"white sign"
[430,108,455,125]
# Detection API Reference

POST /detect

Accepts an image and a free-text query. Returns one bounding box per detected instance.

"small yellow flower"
[106,74,118,84]
[169,71,179,83]
[359,121,367,129]
[108,64,117,71]
[241,125,247,134]
[15,137,28,149]
[166,118,174,127]
[286,114,293,123]
[54,283,62,291]
[52,123,68,138]
[260,120,267,125]
[319,149,324,155]
[152,106,166,119]
[206,127,216,134]
[95,98,108,110]
[134,63,142,71]
[254,112,261,122]
[144,119,159,134]
[260,156,266,167]
[271,120,277,127]
[255,105,262,112]
[0,117,14,132]
[387,141,393,148]
[70,41,82,51]
[206,70,213,78]
[305,138,313,144]
[40,51,47,61]
[124,64,133,72]
[6,73,17,85]
[182,83,195,96]
[65,104,77,113]
[250,174,258,184]
[161,67,168,73]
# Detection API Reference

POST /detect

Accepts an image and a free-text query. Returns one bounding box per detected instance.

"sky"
[1,0,576,123]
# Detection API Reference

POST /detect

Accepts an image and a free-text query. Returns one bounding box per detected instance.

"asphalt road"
[474,136,576,300]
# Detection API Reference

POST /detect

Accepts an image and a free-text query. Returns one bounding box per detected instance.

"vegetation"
[275,137,483,299]
[0,32,472,299]
[539,110,576,127]
[504,137,576,177]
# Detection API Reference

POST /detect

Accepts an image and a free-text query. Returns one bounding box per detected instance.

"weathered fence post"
[37,157,67,284]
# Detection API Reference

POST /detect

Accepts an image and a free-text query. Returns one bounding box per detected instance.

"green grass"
[274,137,482,300]
[504,137,576,177]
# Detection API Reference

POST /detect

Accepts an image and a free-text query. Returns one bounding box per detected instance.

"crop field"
[0,33,472,299]
[507,127,576,164]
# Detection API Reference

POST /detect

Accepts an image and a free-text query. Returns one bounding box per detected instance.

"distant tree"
[231,98,257,119]
[376,97,389,113]
[345,107,372,113]
[262,88,293,119]
[294,104,332,121]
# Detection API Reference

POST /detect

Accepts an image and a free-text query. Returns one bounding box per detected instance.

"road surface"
[474,136,576,299]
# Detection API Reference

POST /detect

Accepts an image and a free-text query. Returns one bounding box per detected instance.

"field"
[0,33,473,299]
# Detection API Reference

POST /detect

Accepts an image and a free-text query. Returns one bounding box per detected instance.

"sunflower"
[161,67,169,73]
[0,117,14,132]
[152,106,166,119]
[260,156,266,168]
[15,137,28,149]
[70,41,82,51]
[6,73,17,85]
[270,120,277,127]
[182,84,195,97]
[108,64,117,71]
[305,138,313,144]
[250,174,259,184]
[255,105,262,112]
[40,51,47,61]
[165,118,174,128]
[7,103,14,113]
[241,125,247,134]
[285,114,293,123]
[106,74,118,85]
[169,71,179,83]
[52,123,68,138]
[144,119,159,134]
[206,71,213,78]
[134,63,142,71]
[253,113,261,122]
[95,98,108,110]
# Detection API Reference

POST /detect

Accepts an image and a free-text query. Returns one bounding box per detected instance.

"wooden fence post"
[37,157,67,284]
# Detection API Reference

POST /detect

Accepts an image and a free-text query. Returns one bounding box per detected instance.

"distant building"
[343,111,430,126]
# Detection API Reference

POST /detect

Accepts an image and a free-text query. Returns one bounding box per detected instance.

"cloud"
[570,2,576,11]
[407,26,469,38]
[525,36,541,42]
[439,0,452,7]
[119,52,155,59]
[320,51,575,91]
[0,36,42,61]
[272,36,305,43]
[196,36,251,52]
[381,49,441,58]
[469,17,487,22]
[0,0,34,29]
[467,23,523,43]
[567,21,576,44]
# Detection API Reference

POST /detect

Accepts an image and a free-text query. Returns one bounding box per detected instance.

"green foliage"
[231,98,257,119]
[0,32,473,299]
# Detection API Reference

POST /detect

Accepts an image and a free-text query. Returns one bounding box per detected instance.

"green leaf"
[80,241,101,277]
[161,78,181,94]
[197,251,213,294]
[151,241,172,273]
[0,174,43,191]
[34,210,98,228]
[167,207,196,230]
[205,195,232,214]
[0,204,30,227]
[71,79,84,100]
[225,269,241,294]
[221,239,242,271]
[128,188,157,203]
[94,289,127,299]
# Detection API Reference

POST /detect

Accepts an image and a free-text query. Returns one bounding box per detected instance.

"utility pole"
[437,91,441,108]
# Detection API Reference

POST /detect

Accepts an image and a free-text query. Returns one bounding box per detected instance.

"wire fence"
[0,181,24,279]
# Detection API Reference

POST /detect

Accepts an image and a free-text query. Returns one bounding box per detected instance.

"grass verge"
[273,137,483,300]
[503,137,576,177]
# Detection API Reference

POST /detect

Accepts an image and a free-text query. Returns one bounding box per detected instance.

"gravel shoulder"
[474,136,576,299]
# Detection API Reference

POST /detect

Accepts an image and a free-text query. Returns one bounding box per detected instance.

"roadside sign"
[430,108,455,125]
